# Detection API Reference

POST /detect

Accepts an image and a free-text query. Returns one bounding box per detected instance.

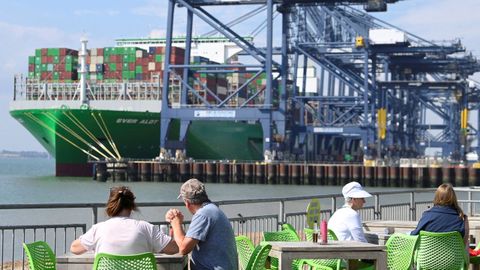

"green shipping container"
[155,55,163,63]
[28,72,35,78]
[135,66,143,73]
[109,63,117,71]
[28,56,35,64]
[97,73,104,80]
[65,64,73,72]
[35,49,42,57]
[123,55,135,63]
[53,56,60,64]
[41,64,47,72]
[47,48,60,56]
[35,56,42,64]
[122,63,129,70]
[53,72,60,80]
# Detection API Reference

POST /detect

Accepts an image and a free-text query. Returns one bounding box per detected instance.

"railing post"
[92,206,98,224]
[374,194,380,220]
[332,197,337,214]
[279,200,285,228]
[468,190,473,217]
[410,191,415,221]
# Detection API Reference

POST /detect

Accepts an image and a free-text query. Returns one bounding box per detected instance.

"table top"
[269,240,386,252]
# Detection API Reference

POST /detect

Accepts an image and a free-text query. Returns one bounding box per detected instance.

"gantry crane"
[160,0,480,164]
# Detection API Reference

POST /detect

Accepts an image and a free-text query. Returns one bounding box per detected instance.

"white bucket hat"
[342,181,372,198]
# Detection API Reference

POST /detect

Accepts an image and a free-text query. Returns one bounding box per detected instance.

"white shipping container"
[217,86,228,95]
[89,64,97,72]
[297,66,317,78]
[296,77,319,93]
[136,50,144,58]
[90,49,97,57]
[97,56,104,64]
[90,57,97,65]
[148,62,156,71]
[369,28,407,45]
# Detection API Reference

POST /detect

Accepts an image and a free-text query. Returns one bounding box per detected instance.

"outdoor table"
[57,252,187,270]
[268,240,387,270]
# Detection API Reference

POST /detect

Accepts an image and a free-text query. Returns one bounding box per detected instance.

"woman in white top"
[70,186,178,255]
[328,181,372,242]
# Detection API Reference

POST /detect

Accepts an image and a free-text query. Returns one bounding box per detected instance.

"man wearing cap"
[165,178,237,270]
[328,181,372,243]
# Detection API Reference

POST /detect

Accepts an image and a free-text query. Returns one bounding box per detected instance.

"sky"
[0,0,479,152]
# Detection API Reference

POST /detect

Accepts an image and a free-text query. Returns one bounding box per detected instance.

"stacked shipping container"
[27,46,266,104]
[27,46,186,83]
[28,48,79,82]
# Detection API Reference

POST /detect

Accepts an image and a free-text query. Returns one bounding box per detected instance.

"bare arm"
[70,239,87,255]
[169,212,199,255]
[161,239,179,255]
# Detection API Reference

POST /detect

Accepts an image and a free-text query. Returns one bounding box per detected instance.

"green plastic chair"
[303,228,342,270]
[263,229,305,270]
[23,241,56,270]
[416,230,468,270]
[281,223,298,236]
[385,233,418,270]
[236,235,256,270]
[92,252,158,270]
[245,243,273,270]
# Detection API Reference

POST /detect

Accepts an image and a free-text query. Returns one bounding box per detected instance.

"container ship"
[10,37,266,176]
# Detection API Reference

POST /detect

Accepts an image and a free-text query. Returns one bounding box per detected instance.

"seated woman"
[70,186,178,255]
[411,183,469,246]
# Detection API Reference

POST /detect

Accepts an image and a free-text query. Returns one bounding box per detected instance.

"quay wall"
[94,161,480,187]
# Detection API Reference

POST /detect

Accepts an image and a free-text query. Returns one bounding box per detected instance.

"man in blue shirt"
[166,178,238,270]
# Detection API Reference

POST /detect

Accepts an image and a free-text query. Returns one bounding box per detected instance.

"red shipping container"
[97,48,104,56]
[59,48,66,56]
[41,56,48,63]
[171,47,185,55]
[41,48,48,56]
[155,47,164,54]
[28,64,35,72]
[129,63,135,70]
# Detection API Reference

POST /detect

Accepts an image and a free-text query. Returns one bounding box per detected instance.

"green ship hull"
[10,108,263,176]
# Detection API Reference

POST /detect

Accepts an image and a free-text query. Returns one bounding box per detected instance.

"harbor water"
[0,157,467,228]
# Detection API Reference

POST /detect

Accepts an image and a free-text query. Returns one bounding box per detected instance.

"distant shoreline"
[0,150,49,159]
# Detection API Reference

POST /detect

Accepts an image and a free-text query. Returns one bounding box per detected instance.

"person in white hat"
[328,181,372,243]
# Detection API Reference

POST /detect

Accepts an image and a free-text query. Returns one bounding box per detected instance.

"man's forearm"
[171,221,186,245]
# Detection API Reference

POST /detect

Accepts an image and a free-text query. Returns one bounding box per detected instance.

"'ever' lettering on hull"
[116,119,159,125]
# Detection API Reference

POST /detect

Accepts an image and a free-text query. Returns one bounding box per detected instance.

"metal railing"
[2,187,480,269]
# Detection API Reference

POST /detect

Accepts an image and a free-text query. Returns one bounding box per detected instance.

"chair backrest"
[416,230,467,270]
[281,223,301,240]
[23,241,56,270]
[236,235,256,270]
[304,228,342,270]
[385,233,418,270]
[263,229,300,242]
[245,243,272,270]
[93,252,158,270]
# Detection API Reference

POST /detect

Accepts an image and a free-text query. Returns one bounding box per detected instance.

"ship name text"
[116,118,159,125]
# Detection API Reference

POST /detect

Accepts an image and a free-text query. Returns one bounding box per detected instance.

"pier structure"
[159,0,480,165]
[93,159,480,188]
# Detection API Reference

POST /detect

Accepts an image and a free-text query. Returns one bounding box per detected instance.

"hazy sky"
[0,0,479,152]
